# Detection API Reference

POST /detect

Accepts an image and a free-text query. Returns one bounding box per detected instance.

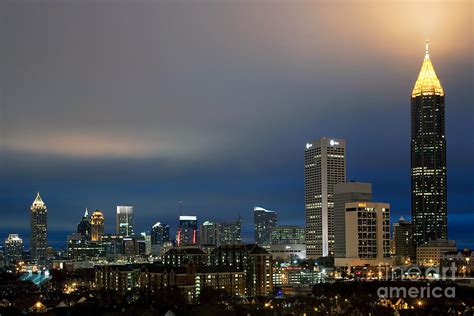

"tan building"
[90,211,104,241]
[416,239,456,266]
[335,202,392,267]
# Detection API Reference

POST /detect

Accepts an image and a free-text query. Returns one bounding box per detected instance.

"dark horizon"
[1,2,473,249]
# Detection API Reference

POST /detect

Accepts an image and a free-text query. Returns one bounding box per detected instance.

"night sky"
[1,1,472,248]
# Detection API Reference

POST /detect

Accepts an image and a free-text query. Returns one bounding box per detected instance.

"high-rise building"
[116,206,134,237]
[393,217,415,261]
[30,192,47,262]
[77,208,91,240]
[4,234,24,265]
[254,206,277,246]
[334,182,372,259]
[199,218,242,246]
[411,42,447,247]
[217,218,242,246]
[151,222,170,245]
[334,202,391,267]
[200,221,217,245]
[176,215,198,246]
[91,211,105,241]
[305,137,346,258]
[270,225,305,245]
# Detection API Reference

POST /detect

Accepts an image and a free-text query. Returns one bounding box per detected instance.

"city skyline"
[1,2,472,249]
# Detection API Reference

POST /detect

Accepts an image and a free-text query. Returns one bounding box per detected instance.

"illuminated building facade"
[254,206,277,246]
[176,215,198,246]
[151,222,170,245]
[335,202,391,267]
[91,211,105,241]
[411,42,448,247]
[30,192,48,262]
[4,234,24,265]
[305,137,346,258]
[116,206,134,237]
[199,221,216,245]
[271,225,305,245]
[217,218,242,246]
[334,182,372,259]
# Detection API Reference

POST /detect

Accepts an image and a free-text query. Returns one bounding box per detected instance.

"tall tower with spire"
[30,192,48,263]
[411,41,447,247]
[77,208,91,240]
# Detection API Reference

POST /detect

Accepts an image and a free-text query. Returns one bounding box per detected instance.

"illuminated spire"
[411,40,444,97]
[32,192,44,206]
[84,207,89,218]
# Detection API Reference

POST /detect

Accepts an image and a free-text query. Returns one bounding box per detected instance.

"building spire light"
[411,41,444,97]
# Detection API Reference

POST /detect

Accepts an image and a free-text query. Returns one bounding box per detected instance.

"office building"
[151,222,170,245]
[199,221,217,245]
[176,215,198,246]
[271,225,305,245]
[4,234,24,265]
[116,206,134,237]
[269,243,306,261]
[30,192,48,263]
[335,202,391,267]
[416,239,456,266]
[254,206,277,246]
[305,137,346,258]
[67,233,106,260]
[90,211,105,241]
[334,182,372,259]
[77,208,91,240]
[393,217,415,261]
[411,42,448,247]
[216,218,242,246]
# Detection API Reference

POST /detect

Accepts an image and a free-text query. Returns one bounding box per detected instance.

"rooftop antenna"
[179,201,182,217]
[425,40,429,58]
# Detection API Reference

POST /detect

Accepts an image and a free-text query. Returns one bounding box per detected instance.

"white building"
[305,137,346,258]
[116,206,134,236]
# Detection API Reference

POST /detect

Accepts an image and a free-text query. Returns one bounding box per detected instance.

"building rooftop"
[412,41,444,97]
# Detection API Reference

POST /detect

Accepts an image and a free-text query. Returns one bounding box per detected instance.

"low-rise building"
[417,240,457,266]
[269,243,306,261]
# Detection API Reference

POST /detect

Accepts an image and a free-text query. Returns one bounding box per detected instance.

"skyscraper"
[254,206,277,246]
[77,208,91,240]
[30,192,47,263]
[176,215,198,246]
[151,222,170,245]
[91,211,105,241]
[411,42,447,247]
[4,234,24,265]
[305,137,346,258]
[334,182,372,259]
[216,218,242,246]
[116,206,134,236]
[200,221,217,245]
